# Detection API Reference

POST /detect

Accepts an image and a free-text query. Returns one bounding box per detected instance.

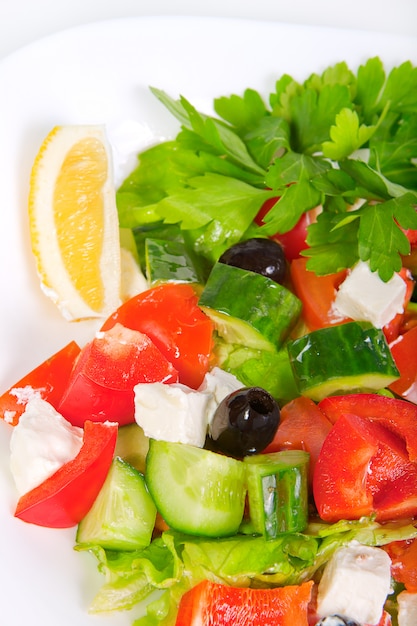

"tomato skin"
[58,324,178,427]
[383,267,415,343]
[255,199,316,261]
[263,396,332,484]
[313,411,417,522]
[318,393,417,462]
[290,258,349,331]
[175,579,313,626]
[389,325,417,404]
[383,539,417,592]
[290,260,414,338]
[0,341,80,426]
[14,420,117,528]
[101,283,213,389]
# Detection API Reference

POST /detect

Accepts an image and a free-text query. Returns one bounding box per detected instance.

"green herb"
[117,57,417,281]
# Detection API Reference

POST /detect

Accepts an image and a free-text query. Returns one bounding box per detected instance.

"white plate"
[0,16,416,626]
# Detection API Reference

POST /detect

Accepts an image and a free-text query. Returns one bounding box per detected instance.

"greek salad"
[2,56,417,626]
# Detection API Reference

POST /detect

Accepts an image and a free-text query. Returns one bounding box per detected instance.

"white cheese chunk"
[198,367,244,427]
[134,381,212,448]
[333,260,406,328]
[134,368,244,448]
[316,541,392,625]
[10,398,83,496]
[398,591,417,626]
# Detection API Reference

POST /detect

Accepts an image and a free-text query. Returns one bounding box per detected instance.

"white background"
[1,0,417,60]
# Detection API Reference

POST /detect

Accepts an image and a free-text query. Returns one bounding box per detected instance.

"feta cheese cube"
[10,398,83,496]
[198,367,244,426]
[134,382,211,448]
[398,591,417,626]
[333,260,406,328]
[316,541,392,625]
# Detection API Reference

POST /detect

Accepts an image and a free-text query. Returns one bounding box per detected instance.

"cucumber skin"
[287,322,400,401]
[145,238,201,285]
[243,450,309,538]
[199,263,301,351]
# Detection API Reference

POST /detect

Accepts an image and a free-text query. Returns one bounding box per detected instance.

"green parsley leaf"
[259,179,322,234]
[213,88,268,132]
[150,88,265,175]
[303,211,360,274]
[355,57,386,122]
[117,59,417,281]
[358,196,416,280]
[322,108,376,160]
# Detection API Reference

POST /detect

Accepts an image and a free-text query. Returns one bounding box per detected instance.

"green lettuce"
[76,517,417,626]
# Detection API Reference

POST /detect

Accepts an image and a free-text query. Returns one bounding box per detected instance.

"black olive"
[315,616,362,626]
[207,387,280,458]
[218,237,287,284]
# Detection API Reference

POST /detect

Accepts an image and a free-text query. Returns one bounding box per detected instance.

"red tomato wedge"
[290,257,349,331]
[101,283,213,389]
[58,323,178,427]
[313,412,417,522]
[389,325,417,404]
[175,579,313,626]
[0,341,80,426]
[383,267,415,343]
[14,420,117,528]
[263,396,332,484]
[318,393,417,462]
[384,538,417,592]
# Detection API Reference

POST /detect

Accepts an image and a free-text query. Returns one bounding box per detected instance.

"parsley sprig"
[117,57,417,280]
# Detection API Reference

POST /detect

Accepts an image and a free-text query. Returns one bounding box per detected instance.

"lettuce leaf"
[77,517,417,625]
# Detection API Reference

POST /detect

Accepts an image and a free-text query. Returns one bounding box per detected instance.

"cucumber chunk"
[76,457,156,550]
[145,439,246,537]
[199,262,301,351]
[115,423,150,473]
[287,321,400,401]
[243,450,309,538]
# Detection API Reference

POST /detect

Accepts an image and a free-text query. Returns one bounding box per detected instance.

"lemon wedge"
[28,125,121,321]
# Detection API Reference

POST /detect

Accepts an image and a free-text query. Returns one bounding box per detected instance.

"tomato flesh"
[14,420,118,528]
[58,324,178,427]
[389,325,417,404]
[175,579,313,626]
[263,396,332,484]
[384,538,417,592]
[101,283,213,389]
[0,341,80,426]
[290,257,349,331]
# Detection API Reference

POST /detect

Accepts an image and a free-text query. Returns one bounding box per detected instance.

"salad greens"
[116,57,417,281]
[67,57,417,625]
[76,518,417,625]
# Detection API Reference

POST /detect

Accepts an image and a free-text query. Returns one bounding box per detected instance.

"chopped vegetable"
[58,322,178,427]
[145,439,246,537]
[14,420,117,528]
[0,341,80,426]
[101,283,214,389]
[76,456,156,550]
[243,450,309,538]
[174,579,313,626]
